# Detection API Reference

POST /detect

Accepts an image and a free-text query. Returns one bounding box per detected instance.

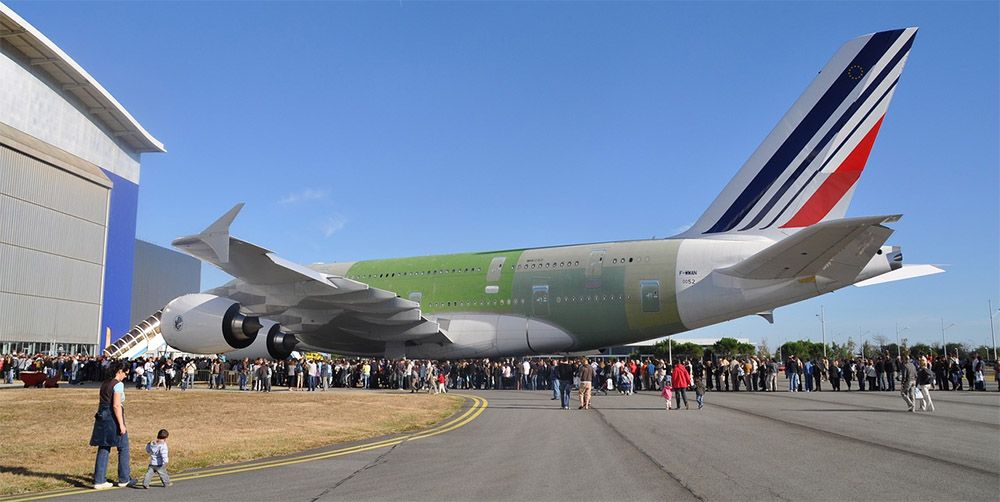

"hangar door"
[0,142,110,354]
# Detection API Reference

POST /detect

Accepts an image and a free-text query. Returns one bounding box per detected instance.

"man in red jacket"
[672,359,692,410]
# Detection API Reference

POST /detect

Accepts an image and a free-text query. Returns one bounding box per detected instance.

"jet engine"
[222,320,299,360]
[160,294,264,355]
[854,245,903,284]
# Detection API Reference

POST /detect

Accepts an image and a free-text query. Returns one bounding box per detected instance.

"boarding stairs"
[103,310,170,359]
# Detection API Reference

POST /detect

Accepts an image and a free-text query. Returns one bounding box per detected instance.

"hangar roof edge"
[0,2,165,153]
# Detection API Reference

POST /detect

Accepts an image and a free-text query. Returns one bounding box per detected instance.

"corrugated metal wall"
[130,239,201,327]
[0,143,108,345]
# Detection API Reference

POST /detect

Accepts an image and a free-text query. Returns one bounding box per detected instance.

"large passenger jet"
[154,28,941,360]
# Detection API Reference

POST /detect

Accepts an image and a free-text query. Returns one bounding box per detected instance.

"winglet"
[172,203,244,264]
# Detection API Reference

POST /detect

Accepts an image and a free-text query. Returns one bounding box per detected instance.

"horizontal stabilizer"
[854,264,944,287]
[720,215,899,281]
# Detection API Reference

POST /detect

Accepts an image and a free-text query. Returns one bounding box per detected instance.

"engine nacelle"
[223,320,298,361]
[854,245,903,284]
[161,294,263,355]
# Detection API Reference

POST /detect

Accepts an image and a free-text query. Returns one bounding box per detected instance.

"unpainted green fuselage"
[317,238,688,351]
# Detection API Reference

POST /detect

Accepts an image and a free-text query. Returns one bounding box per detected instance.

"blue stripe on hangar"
[99,169,139,350]
[704,29,906,234]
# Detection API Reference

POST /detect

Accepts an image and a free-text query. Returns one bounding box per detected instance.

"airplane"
[152,27,942,361]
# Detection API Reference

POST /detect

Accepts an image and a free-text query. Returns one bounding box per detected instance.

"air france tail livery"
[138,28,942,360]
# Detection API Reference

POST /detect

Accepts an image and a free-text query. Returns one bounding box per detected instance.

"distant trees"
[712,337,756,357]
[652,340,704,361]
[778,340,826,361]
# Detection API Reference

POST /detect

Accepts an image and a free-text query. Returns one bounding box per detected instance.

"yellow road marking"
[1,394,487,502]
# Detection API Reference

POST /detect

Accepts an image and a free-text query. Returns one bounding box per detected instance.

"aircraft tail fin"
[684,28,917,238]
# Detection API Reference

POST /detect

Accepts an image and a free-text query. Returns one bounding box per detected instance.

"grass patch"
[0,387,462,496]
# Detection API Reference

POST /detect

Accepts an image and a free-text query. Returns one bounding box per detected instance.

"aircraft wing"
[172,204,446,345]
[719,214,899,282]
[853,263,944,287]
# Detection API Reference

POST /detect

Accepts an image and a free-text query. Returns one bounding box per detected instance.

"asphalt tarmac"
[48,386,1000,501]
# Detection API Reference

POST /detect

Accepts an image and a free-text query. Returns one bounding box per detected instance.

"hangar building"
[0,3,169,355]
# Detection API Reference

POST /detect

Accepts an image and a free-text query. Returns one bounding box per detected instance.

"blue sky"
[10,1,999,350]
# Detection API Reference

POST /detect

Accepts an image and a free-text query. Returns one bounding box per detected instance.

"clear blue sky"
[10,1,999,351]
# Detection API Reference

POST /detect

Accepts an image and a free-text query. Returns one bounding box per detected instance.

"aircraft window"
[612,258,617,264]
[531,264,536,269]
[629,257,633,263]
[644,256,650,262]
[574,261,580,266]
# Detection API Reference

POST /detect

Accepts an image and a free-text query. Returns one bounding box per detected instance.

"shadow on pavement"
[0,465,92,488]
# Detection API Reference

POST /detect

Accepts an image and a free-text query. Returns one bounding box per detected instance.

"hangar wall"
[0,4,164,355]
[0,142,110,355]
[131,239,201,327]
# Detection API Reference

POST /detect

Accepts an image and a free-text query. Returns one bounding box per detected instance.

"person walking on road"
[672,359,691,410]
[90,362,134,489]
[694,377,706,409]
[556,358,575,410]
[577,357,594,410]
[916,357,935,412]
[900,354,917,412]
[550,359,561,400]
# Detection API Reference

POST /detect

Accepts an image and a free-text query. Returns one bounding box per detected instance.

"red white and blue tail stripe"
[686,28,918,237]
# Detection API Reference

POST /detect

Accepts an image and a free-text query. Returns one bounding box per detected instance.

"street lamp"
[941,319,956,358]
[988,300,999,361]
[816,306,827,358]
[895,324,909,359]
[859,328,871,358]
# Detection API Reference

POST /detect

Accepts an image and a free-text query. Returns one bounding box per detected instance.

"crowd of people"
[3,350,997,398]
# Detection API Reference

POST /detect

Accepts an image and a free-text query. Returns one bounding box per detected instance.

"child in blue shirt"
[137,429,170,489]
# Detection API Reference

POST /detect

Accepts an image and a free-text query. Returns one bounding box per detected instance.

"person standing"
[842,359,854,390]
[829,360,842,391]
[549,359,560,400]
[672,359,692,410]
[767,358,779,392]
[885,355,897,392]
[786,356,800,392]
[90,362,134,489]
[577,357,594,410]
[556,358,575,410]
[900,354,917,412]
[694,377,706,409]
[916,357,935,411]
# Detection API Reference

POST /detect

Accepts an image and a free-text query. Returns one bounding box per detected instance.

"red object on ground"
[19,371,46,387]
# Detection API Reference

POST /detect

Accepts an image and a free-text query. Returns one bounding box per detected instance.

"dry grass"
[0,387,461,496]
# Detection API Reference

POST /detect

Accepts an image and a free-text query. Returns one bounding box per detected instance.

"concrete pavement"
[24,387,1000,501]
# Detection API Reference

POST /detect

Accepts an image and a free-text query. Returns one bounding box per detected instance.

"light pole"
[941,319,956,358]
[859,328,871,358]
[895,324,908,359]
[817,306,827,358]
[668,337,673,365]
[989,300,999,362]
